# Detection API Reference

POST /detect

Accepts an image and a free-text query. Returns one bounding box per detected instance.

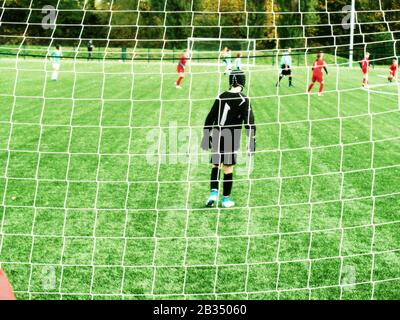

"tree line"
[0,0,399,57]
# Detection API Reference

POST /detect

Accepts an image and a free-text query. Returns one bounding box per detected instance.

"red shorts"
[362,69,368,75]
[312,74,323,83]
[177,66,185,74]
[390,71,396,78]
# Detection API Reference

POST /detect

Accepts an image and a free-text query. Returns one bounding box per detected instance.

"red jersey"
[178,54,187,70]
[312,59,326,76]
[390,64,398,75]
[360,57,369,71]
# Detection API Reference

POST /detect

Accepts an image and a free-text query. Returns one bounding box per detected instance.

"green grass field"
[0,56,400,300]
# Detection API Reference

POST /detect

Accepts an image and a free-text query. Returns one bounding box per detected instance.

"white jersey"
[280,52,292,68]
[223,52,232,64]
[234,58,242,71]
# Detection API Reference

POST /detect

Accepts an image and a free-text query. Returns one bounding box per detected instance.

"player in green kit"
[276,48,294,87]
[50,45,63,81]
[221,47,232,75]
[234,52,242,71]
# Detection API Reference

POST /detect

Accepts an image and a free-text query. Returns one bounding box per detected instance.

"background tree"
[0,0,398,60]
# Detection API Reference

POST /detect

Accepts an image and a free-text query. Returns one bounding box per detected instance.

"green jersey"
[51,50,62,64]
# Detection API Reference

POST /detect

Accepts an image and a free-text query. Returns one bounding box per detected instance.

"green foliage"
[1,0,398,51]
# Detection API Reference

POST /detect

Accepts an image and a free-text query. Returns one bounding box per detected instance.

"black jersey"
[202,91,256,157]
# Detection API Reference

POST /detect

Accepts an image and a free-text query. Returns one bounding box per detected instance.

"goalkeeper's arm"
[201,98,219,151]
[243,102,256,156]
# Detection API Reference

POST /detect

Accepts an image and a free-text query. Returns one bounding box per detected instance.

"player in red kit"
[176,50,188,89]
[308,52,328,97]
[359,52,370,87]
[389,58,398,82]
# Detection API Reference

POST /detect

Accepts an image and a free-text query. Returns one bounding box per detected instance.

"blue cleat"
[206,190,219,208]
[222,196,235,208]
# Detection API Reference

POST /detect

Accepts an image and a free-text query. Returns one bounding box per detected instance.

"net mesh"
[0,0,399,300]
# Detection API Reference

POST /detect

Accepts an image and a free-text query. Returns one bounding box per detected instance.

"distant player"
[87,40,94,61]
[359,52,371,87]
[389,57,398,82]
[308,52,328,96]
[221,47,232,75]
[50,44,63,81]
[202,71,256,209]
[276,48,293,87]
[234,52,242,71]
[176,49,188,89]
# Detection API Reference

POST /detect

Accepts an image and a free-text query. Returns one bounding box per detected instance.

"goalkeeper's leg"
[222,165,235,208]
[206,165,221,207]
[206,163,235,208]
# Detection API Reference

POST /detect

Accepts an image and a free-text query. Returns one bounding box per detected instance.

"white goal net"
[188,37,257,68]
[0,0,399,301]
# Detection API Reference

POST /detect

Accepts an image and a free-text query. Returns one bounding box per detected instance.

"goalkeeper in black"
[202,71,256,208]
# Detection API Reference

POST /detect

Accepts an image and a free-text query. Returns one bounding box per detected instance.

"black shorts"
[281,64,292,76]
[210,137,237,166]
[209,131,240,166]
[211,151,237,166]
